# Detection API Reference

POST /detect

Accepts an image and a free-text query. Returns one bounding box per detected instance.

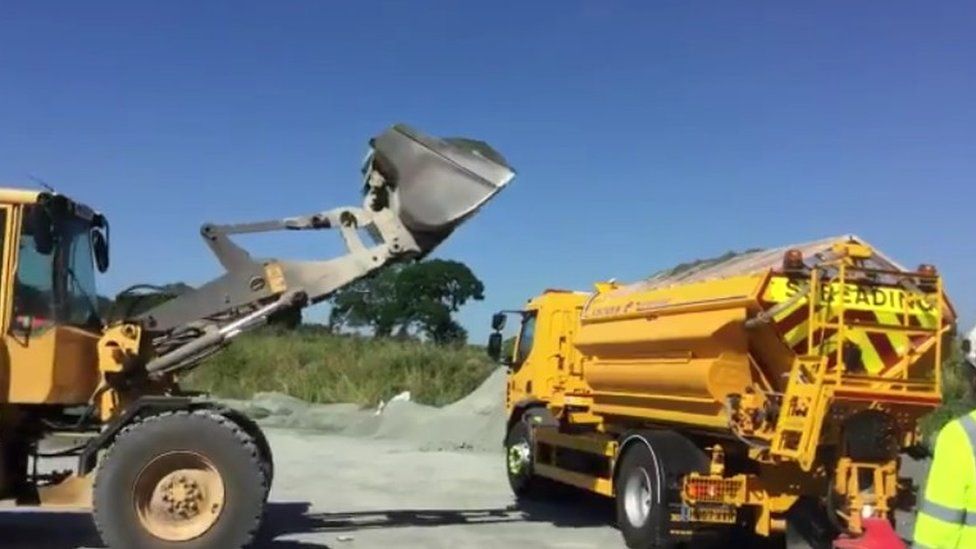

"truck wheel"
[93,410,266,549]
[505,420,552,499]
[616,442,673,549]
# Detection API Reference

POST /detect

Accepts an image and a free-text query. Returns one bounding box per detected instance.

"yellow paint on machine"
[503,236,954,541]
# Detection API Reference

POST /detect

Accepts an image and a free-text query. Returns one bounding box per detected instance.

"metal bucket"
[369,124,515,247]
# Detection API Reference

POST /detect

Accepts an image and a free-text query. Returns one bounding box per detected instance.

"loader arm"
[136,124,515,376]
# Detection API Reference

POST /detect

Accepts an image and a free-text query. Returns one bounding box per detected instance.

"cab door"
[3,205,99,404]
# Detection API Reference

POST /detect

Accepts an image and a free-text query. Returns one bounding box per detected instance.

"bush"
[919,342,974,446]
[184,328,497,407]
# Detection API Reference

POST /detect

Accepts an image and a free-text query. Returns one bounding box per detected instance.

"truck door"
[509,312,539,400]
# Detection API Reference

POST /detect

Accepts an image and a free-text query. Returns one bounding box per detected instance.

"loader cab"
[0,190,109,405]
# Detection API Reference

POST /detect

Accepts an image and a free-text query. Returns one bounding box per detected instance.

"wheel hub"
[161,475,205,518]
[623,467,653,528]
[134,451,225,542]
[508,441,531,476]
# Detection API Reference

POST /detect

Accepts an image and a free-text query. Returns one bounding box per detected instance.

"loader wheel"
[505,420,553,499]
[615,442,673,549]
[93,410,266,549]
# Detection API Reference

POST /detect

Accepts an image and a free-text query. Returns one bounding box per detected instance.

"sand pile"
[223,367,508,453]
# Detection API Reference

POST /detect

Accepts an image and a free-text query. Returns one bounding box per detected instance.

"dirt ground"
[0,426,930,549]
[2,429,621,549]
[1,428,931,549]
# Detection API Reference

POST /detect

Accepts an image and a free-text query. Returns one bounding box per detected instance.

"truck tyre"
[93,410,266,549]
[505,420,553,499]
[615,442,673,549]
[785,497,835,549]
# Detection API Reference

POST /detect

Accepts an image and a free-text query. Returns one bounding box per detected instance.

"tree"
[328,259,484,344]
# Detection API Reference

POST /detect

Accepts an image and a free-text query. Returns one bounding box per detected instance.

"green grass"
[184,327,497,407]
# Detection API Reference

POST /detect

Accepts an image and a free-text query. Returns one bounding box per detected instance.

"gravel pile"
[223,367,508,453]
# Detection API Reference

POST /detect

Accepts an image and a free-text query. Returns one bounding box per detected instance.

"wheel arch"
[505,398,554,440]
[613,430,710,496]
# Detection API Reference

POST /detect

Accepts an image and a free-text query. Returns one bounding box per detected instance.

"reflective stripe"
[920,499,966,524]
[957,415,976,530]
[959,414,976,466]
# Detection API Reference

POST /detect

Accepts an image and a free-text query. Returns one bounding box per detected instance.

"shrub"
[184,329,496,407]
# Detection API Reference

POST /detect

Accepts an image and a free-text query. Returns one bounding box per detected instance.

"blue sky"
[1,1,972,341]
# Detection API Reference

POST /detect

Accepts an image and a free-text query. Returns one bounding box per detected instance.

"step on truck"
[488,237,955,548]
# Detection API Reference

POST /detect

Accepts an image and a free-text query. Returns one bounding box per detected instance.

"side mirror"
[491,312,507,332]
[487,332,503,362]
[27,206,54,255]
[93,230,109,273]
[963,339,972,354]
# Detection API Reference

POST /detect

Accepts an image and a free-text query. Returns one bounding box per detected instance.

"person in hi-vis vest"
[913,327,976,549]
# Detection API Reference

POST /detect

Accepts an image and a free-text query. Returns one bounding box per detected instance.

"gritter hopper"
[574,235,954,528]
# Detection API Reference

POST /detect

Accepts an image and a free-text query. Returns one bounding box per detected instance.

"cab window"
[515,313,537,364]
[13,212,56,328]
[11,205,101,331]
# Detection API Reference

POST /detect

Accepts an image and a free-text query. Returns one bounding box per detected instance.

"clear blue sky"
[1,1,972,341]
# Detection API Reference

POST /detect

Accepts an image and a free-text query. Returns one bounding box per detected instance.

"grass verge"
[185,327,497,407]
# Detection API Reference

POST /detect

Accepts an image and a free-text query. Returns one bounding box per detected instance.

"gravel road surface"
[0,365,932,549]
[2,428,623,549]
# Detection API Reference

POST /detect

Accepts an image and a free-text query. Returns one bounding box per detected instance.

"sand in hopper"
[235,367,508,453]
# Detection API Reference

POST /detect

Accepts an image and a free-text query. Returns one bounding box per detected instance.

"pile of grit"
[221,367,508,453]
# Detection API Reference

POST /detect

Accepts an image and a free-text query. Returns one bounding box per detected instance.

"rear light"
[783,249,805,270]
[683,475,746,504]
[917,264,938,292]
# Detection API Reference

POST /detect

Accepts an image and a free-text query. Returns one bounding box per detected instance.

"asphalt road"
[0,428,929,549]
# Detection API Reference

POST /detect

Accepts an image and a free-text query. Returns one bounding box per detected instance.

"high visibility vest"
[913,410,976,549]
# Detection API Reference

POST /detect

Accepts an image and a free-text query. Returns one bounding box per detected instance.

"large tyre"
[93,410,267,549]
[219,407,274,497]
[615,442,674,549]
[505,420,554,499]
[785,497,836,549]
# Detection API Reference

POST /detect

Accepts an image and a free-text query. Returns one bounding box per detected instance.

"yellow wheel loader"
[0,124,514,548]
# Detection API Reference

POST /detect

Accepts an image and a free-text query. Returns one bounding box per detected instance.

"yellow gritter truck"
[487,236,955,548]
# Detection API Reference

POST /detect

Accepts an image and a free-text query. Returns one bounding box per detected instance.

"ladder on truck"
[769,261,944,470]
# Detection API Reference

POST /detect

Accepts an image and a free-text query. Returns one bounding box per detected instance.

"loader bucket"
[369,124,515,251]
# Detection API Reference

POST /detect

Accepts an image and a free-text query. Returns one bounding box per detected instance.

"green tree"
[328,259,484,344]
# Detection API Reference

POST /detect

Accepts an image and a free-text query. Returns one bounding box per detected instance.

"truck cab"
[492,290,589,426]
